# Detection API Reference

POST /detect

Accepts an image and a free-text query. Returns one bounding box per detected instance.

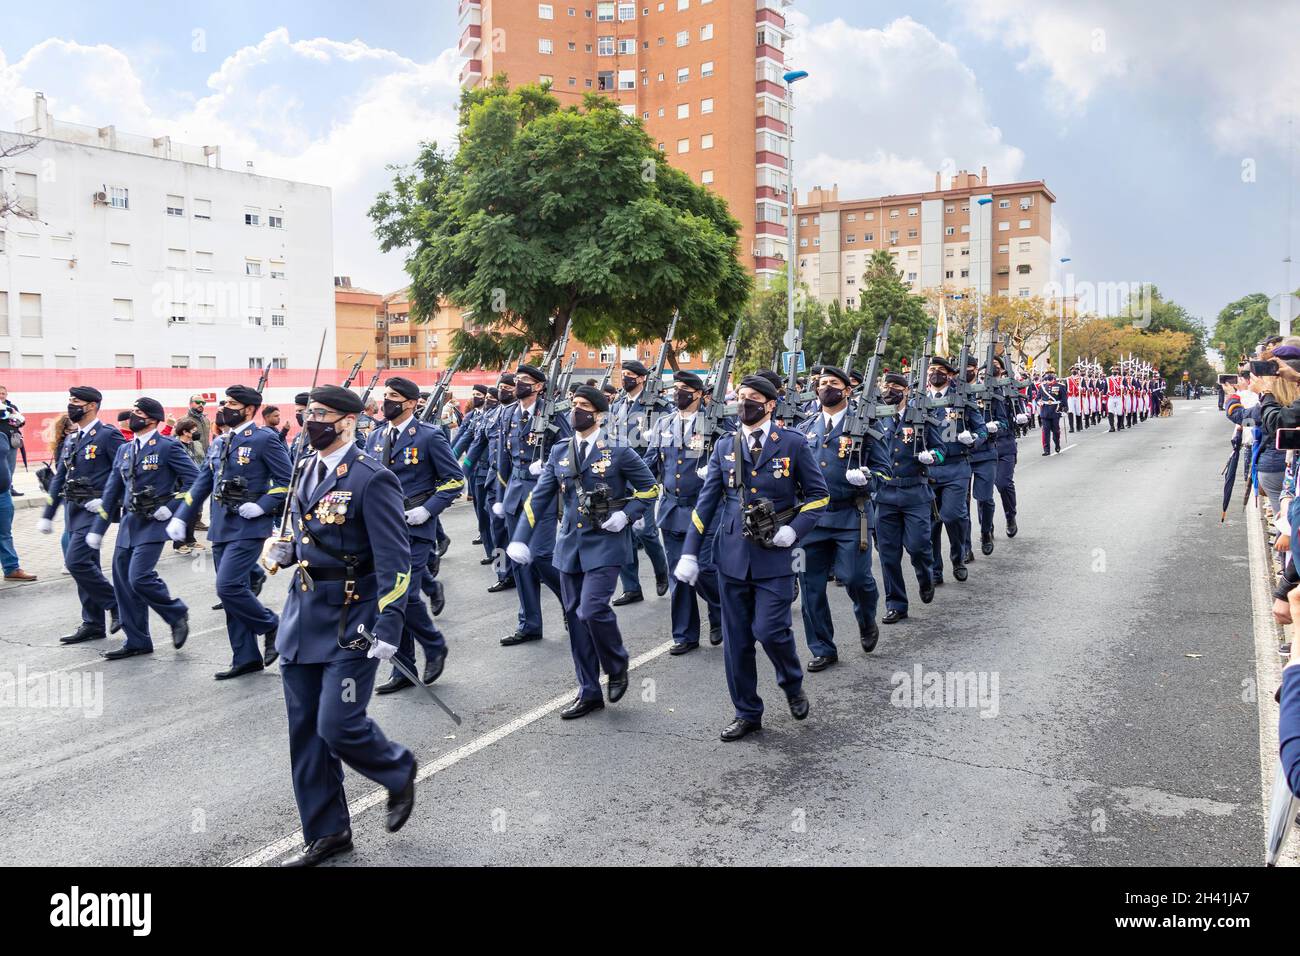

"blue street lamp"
[974,197,993,336]
[783,70,809,348]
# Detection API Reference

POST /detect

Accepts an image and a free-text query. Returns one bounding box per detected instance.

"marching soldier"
[874,373,945,623]
[1037,372,1068,455]
[925,356,986,584]
[475,375,518,589]
[644,370,728,654]
[963,356,1000,558]
[507,385,659,718]
[365,376,464,693]
[608,359,670,605]
[89,398,198,659]
[492,362,572,645]
[170,384,291,678]
[38,386,126,643]
[795,365,880,669]
[674,374,830,742]
[263,385,417,867]
[451,384,493,567]
[989,356,1021,538]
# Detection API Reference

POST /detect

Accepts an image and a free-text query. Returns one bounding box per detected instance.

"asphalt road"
[0,400,1264,866]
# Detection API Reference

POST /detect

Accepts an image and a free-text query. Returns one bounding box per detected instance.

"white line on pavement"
[227,636,678,867]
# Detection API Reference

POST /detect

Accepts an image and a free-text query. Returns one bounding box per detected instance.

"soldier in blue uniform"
[988,356,1021,538]
[508,385,660,718]
[492,363,573,645]
[962,356,1001,559]
[1037,371,1068,455]
[37,386,126,643]
[674,374,830,742]
[451,384,493,566]
[169,384,292,678]
[262,385,417,867]
[795,365,881,669]
[608,359,670,605]
[476,376,519,589]
[874,373,946,623]
[365,376,464,692]
[87,398,198,659]
[644,370,729,655]
[925,356,986,584]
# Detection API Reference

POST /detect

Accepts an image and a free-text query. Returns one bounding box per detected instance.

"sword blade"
[359,626,462,725]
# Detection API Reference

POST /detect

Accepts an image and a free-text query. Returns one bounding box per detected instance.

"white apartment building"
[0,93,334,370]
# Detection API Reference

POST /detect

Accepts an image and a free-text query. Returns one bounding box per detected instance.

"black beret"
[471,383,489,394]
[930,356,958,375]
[310,385,364,414]
[294,392,311,406]
[135,397,165,421]
[755,369,784,391]
[740,374,779,401]
[516,364,546,384]
[573,385,609,413]
[965,355,979,367]
[884,372,908,387]
[674,370,705,391]
[850,368,864,383]
[225,384,262,406]
[498,373,516,386]
[385,376,420,401]
[602,383,617,394]
[117,410,132,421]
[816,365,850,386]
[622,360,649,377]
[69,385,102,403]
[486,387,500,400]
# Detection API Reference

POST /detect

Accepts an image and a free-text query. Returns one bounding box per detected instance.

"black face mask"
[305,418,343,450]
[499,390,516,406]
[883,390,905,406]
[572,408,597,433]
[622,376,639,393]
[382,399,406,421]
[675,390,696,410]
[128,414,150,433]
[66,404,87,423]
[295,411,304,427]
[929,372,948,388]
[215,406,244,428]
[739,399,768,426]
[472,395,485,408]
[514,382,535,400]
[818,386,845,408]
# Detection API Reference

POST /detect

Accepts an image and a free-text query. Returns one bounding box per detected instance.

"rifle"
[356,370,382,411]
[255,360,271,396]
[774,320,809,425]
[549,353,579,422]
[697,318,742,460]
[341,351,367,389]
[418,353,464,425]
[841,317,893,551]
[842,329,862,392]
[528,326,570,460]
[628,312,677,450]
[598,358,616,392]
[903,326,935,456]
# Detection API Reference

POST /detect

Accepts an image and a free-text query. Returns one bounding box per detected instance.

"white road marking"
[6,624,231,686]
[227,637,678,867]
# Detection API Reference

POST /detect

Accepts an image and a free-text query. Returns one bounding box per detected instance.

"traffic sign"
[781,351,807,376]
[1269,293,1300,322]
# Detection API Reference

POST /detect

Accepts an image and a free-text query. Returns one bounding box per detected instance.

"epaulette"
[351,454,384,473]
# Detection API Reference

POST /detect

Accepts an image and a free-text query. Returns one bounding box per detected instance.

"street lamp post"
[976,197,993,348]
[1058,257,1072,373]
[783,69,809,355]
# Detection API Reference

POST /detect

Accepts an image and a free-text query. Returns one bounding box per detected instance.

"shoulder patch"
[351,454,383,472]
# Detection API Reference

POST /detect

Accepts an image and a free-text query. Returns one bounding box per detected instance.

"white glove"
[238,502,265,520]
[957,430,976,446]
[1015,413,1029,424]
[506,541,532,565]
[37,517,54,534]
[918,450,936,466]
[601,511,629,533]
[633,517,645,531]
[674,554,700,585]
[83,498,103,514]
[166,517,187,542]
[85,532,103,550]
[696,465,709,480]
[153,505,173,521]
[266,540,295,568]
[986,421,999,434]
[491,501,505,517]
[528,460,543,476]
[366,639,398,661]
[772,525,797,548]
[845,468,868,487]
[404,505,431,526]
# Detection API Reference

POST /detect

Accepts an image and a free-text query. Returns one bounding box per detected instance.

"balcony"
[755,150,788,169]
[460,58,483,89]
[459,23,482,56]
[459,0,482,25]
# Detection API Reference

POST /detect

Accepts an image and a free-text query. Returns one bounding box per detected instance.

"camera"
[741,499,782,548]
[214,476,251,507]
[128,489,168,517]
[62,476,97,505]
[577,483,615,522]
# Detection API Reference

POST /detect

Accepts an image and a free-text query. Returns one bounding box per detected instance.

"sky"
[0,0,1296,329]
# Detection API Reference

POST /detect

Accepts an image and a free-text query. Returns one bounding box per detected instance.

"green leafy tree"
[370,79,752,368]
[735,273,824,375]
[1213,292,1273,365]
[857,249,930,373]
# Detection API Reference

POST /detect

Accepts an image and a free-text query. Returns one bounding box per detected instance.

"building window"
[169,304,186,325]
[540,74,554,85]
[618,69,635,90]
[114,354,134,368]
[598,36,613,55]
[619,2,636,19]
[677,67,689,82]
[618,37,635,54]
[598,70,614,90]
[268,213,284,229]
[700,133,713,149]
[960,224,971,234]
[247,309,263,327]
[945,270,954,280]
[166,194,184,217]
[908,207,918,217]
[106,186,129,210]
[244,207,260,226]
[270,260,286,279]
[677,138,689,154]
[846,234,856,244]
[195,251,213,271]
[961,269,970,278]
[597,1,615,19]
[111,298,133,323]
[677,31,689,47]
[961,247,970,256]
[945,204,955,213]
[863,232,873,241]
[168,248,186,270]
[110,242,130,265]
[813,238,821,246]
[701,169,713,184]
[945,226,955,236]
[677,0,688,8]
[245,258,262,277]
[1019,219,1031,229]
[889,209,899,219]
[678,103,689,119]
[1019,288,1030,297]
[998,198,1010,208]
[700,23,713,40]
[701,97,714,113]
[907,229,917,239]
[907,272,917,282]
[846,213,856,222]
[271,312,286,327]
[1020,196,1034,209]
[193,198,211,220]
[799,238,808,248]
[998,221,1010,231]
[539,2,554,17]
[998,244,1009,253]
[701,60,714,77]
[540,38,554,54]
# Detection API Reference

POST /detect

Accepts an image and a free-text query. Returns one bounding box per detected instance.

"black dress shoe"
[422,650,446,685]
[655,574,670,597]
[171,614,189,649]
[882,608,908,624]
[1041,450,1051,456]
[720,718,761,741]
[437,536,451,558]
[251,575,264,598]
[500,630,541,646]
[560,696,605,719]
[669,642,699,656]
[386,760,417,833]
[102,644,152,660]
[932,575,944,587]
[611,590,644,607]
[1006,518,1018,538]
[376,672,415,694]
[487,578,515,593]
[952,564,968,582]
[428,579,446,616]
[109,612,122,635]
[214,660,264,680]
[479,556,495,566]
[211,601,224,611]
[708,624,723,646]
[981,532,994,555]
[788,692,810,720]
[280,830,353,867]
[860,619,880,652]
[962,550,975,564]
[472,536,482,546]
[263,628,280,667]
[919,579,935,604]
[607,671,629,703]
[806,654,838,672]
[61,624,106,644]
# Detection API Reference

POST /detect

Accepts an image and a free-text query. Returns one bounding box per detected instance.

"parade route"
[0,403,1266,866]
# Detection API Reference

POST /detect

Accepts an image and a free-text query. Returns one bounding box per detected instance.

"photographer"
[1227,366,1287,513]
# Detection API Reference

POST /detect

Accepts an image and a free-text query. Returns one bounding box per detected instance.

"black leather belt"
[297,563,375,582]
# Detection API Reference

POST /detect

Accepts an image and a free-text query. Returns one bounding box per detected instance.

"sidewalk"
[5,466,49,510]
